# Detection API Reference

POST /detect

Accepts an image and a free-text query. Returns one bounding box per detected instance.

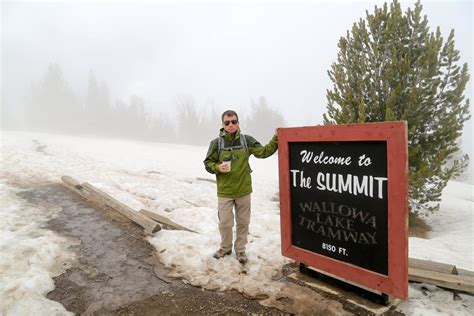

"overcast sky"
[1,0,472,153]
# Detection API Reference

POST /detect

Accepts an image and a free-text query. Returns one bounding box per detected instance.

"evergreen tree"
[85,71,111,133]
[128,94,148,139]
[200,102,221,144]
[324,1,470,213]
[246,96,286,142]
[29,63,79,132]
[110,98,134,137]
[176,95,201,144]
[98,80,111,129]
[85,71,100,131]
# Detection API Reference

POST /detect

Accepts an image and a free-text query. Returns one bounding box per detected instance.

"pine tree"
[324,0,470,214]
[85,71,100,132]
[29,63,79,132]
[128,94,147,139]
[245,96,286,142]
[85,71,111,133]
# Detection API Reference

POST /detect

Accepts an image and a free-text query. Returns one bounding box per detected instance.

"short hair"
[221,110,239,122]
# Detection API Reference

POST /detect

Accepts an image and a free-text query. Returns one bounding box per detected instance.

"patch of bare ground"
[17,183,286,315]
[409,214,432,238]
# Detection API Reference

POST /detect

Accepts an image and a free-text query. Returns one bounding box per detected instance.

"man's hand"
[218,163,230,173]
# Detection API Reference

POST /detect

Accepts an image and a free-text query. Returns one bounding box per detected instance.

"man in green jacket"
[203,110,278,264]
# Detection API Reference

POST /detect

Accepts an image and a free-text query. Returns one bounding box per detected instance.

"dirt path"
[18,183,287,315]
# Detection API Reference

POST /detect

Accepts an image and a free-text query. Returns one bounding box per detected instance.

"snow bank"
[0,182,76,315]
[1,131,472,315]
[410,181,473,271]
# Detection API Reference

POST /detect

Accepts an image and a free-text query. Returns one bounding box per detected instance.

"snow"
[0,131,473,315]
[0,182,76,315]
[409,181,474,271]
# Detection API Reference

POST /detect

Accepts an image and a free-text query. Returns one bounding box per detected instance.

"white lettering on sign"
[300,150,352,166]
[290,170,312,188]
[292,148,387,198]
[316,172,387,199]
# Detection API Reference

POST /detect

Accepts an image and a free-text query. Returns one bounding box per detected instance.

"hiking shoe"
[236,252,248,264]
[213,249,231,259]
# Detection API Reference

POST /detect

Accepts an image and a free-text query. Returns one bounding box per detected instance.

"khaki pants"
[217,194,251,253]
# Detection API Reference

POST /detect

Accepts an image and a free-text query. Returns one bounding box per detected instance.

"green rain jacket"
[203,128,278,198]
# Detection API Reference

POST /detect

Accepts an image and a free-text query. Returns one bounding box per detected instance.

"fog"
[1,1,472,164]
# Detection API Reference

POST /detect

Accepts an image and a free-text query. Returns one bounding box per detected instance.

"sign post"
[278,122,408,300]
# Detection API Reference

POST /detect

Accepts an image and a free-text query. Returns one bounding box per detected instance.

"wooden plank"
[62,175,82,189]
[457,268,474,278]
[62,176,96,201]
[139,209,198,234]
[409,267,474,294]
[81,182,161,235]
[409,258,458,275]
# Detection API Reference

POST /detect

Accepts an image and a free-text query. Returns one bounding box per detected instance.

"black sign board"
[278,123,408,299]
[289,141,388,275]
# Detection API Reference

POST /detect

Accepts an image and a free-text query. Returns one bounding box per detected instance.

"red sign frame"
[278,122,408,299]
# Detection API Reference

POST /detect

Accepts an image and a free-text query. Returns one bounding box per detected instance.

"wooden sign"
[278,122,408,299]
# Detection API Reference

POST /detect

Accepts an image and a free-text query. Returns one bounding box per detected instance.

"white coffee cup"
[222,160,231,172]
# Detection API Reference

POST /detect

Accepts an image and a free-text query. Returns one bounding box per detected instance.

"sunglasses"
[223,120,239,126]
